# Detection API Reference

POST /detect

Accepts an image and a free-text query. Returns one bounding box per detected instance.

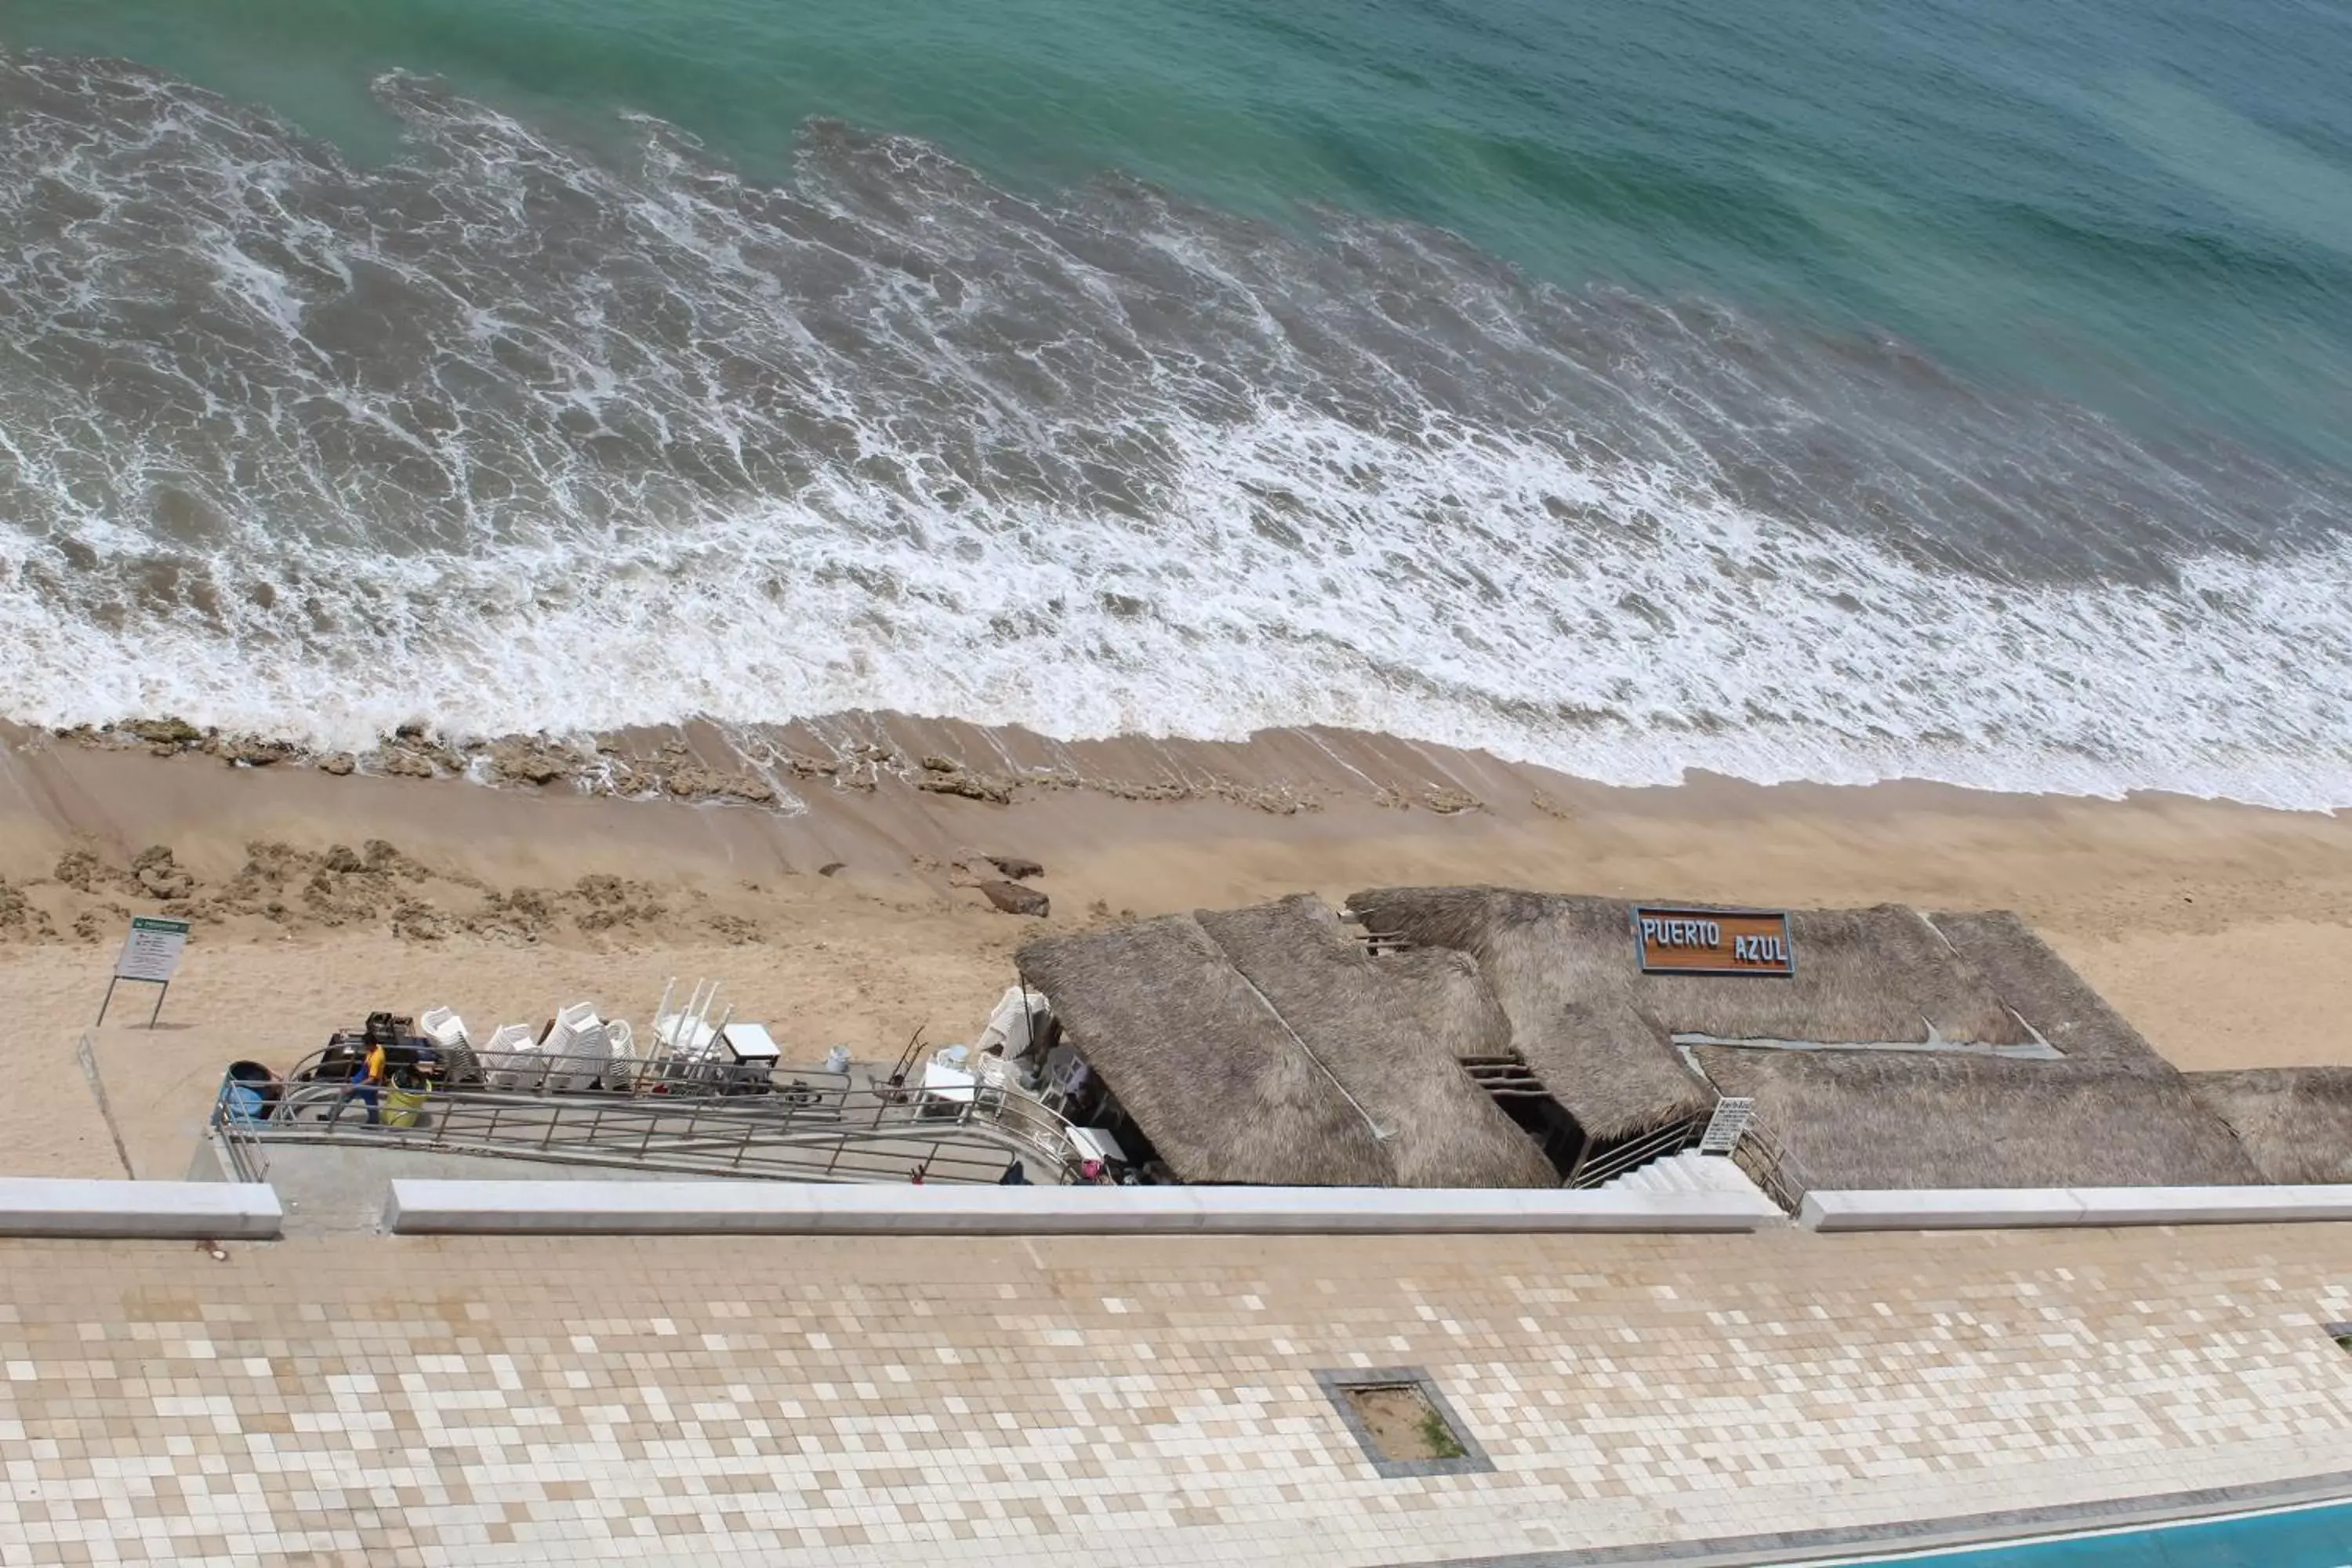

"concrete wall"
[0,1177,282,1239]
[1802,1185,2352,1232]
[386,1180,1791,1236]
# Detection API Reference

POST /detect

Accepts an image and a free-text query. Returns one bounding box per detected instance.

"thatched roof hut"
[1694,1049,2263,1190]
[1344,886,1714,1143]
[1926,910,2171,1073]
[2186,1069,2352,1185]
[1023,883,2260,1192]
[1197,899,1556,1186]
[1016,896,1555,1188]
[1349,886,2033,1049]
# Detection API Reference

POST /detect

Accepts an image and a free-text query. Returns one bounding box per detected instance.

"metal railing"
[1731,1120,1812,1214]
[1563,1106,1810,1214]
[212,1090,272,1183]
[210,1057,1085,1186]
[1566,1114,1708,1189]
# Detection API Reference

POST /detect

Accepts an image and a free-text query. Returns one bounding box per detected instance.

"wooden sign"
[1633,906,1794,977]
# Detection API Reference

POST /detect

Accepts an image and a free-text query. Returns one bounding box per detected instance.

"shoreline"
[29,707,2352,822]
[13,710,2352,922]
[2,710,2351,1181]
[16,709,2350,823]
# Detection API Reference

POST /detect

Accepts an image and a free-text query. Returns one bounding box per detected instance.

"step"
[0,1178,282,1240]
[388,1180,1789,1235]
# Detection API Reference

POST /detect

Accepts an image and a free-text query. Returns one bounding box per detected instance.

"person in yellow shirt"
[334,1038,387,1127]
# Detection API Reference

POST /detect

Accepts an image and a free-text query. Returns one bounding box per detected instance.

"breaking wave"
[2,51,2350,805]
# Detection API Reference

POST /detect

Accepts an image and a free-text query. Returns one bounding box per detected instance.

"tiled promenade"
[2,1224,2351,1566]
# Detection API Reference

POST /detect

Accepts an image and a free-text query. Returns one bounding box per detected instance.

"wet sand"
[2,713,2349,1178]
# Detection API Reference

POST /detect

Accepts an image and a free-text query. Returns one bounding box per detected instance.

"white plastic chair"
[418,1007,471,1050]
[1039,1044,1091,1114]
[543,1003,608,1094]
[600,1018,641,1091]
[481,1022,542,1091]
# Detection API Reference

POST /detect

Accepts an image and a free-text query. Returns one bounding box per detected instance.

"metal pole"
[147,981,168,1029]
[96,977,119,1027]
[1017,968,1037,1062]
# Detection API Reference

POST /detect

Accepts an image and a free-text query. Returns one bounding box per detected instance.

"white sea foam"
[1,53,2349,808]
[5,403,2352,808]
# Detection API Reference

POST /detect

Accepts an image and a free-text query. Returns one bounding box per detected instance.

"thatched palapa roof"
[2186,1069,2352,1185]
[1197,900,1555,1186]
[1349,886,2033,1050]
[1017,896,1555,1188]
[1926,910,2170,1073]
[1343,884,2268,1187]
[1343,887,1714,1142]
[1026,882,2280,1192]
[1694,1049,2262,1189]
[1376,945,1515,1065]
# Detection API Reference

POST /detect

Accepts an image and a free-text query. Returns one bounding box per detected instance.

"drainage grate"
[1314,1367,1494,1479]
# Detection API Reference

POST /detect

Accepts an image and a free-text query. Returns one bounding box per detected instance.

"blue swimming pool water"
[1828,1498,2352,1568]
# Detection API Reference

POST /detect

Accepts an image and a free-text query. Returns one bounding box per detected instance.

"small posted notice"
[114,916,191,984]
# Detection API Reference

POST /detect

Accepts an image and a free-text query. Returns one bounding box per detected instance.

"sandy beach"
[2,714,2348,1181]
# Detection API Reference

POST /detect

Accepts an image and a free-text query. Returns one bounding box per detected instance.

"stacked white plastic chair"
[481,1022,542,1091]
[601,1018,641,1091]
[418,1007,471,1050]
[542,1002,611,1094]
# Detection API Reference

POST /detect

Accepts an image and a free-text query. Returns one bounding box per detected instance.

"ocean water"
[2,0,2350,802]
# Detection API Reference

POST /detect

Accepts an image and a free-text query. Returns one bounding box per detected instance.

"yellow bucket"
[383,1084,430,1129]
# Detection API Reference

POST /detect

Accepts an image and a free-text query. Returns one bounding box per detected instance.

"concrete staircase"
[1599,1149,1771,1200]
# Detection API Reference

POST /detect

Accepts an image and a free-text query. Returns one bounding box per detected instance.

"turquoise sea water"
[2,0,2350,799]
[13,0,2346,464]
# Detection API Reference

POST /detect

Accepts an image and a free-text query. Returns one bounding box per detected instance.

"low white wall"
[385,1180,1789,1236]
[0,1178,282,1240]
[1802,1185,2352,1232]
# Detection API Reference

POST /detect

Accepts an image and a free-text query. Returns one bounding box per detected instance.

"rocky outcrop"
[659,763,777,805]
[131,846,194,901]
[488,740,579,788]
[916,755,1015,804]
[978,880,1050,918]
[216,735,299,767]
[0,880,56,940]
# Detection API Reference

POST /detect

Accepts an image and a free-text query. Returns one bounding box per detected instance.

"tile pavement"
[0,1224,2350,1565]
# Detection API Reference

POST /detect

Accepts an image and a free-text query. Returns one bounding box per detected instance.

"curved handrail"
[1566,1114,1708,1189]
[234,1050,1090,1185]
